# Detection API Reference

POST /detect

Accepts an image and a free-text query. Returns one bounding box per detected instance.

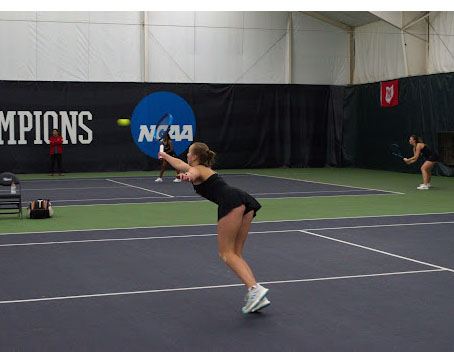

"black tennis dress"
[419,143,439,162]
[193,174,261,221]
[163,142,176,157]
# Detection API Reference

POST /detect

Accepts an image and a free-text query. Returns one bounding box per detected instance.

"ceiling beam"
[402,11,431,30]
[300,11,353,32]
[370,11,403,29]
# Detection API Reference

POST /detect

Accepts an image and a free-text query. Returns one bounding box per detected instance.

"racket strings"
[390,144,404,158]
[154,113,173,142]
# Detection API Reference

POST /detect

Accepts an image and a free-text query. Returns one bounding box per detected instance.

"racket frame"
[153,113,173,155]
[391,144,404,159]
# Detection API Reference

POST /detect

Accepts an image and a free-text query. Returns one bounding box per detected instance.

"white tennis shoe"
[417,184,429,190]
[173,178,181,183]
[155,177,163,182]
[242,284,269,314]
[418,183,431,188]
[251,296,271,312]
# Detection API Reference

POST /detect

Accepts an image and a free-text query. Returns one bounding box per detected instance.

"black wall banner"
[0,81,344,173]
[343,72,454,176]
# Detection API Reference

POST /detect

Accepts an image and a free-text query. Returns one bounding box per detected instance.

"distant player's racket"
[391,143,404,159]
[153,113,173,154]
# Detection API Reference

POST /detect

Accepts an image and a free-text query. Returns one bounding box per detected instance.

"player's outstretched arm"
[404,144,422,164]
[177,167,201,182]
[159,151,190,172]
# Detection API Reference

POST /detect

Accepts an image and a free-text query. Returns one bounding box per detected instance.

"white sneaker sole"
[251,297,271,312]
[241,287,269,314]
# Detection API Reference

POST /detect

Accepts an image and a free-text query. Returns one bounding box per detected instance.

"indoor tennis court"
[1,8,454,356]
[1,168,454,351]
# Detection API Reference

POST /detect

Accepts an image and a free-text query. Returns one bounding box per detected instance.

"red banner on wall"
[380,79,399,107]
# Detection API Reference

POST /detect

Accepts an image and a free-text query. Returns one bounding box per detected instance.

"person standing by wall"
[49,129,64,176]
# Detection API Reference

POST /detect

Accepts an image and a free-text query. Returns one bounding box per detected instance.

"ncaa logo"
[130,92,196,159]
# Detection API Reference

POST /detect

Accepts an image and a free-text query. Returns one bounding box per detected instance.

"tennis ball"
[117,118,131,127]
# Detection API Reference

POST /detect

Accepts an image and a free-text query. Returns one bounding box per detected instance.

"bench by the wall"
[0,172,22,218]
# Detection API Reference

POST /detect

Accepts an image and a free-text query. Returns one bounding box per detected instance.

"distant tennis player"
[155,133,181,183]
[158,142,270,313]
[403,135,439,190]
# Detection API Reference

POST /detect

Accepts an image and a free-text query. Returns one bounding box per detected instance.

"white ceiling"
[303,11,431,31]
[314,11,381,27]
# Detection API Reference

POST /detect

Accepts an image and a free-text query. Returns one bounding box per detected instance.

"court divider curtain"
[343,71,454,176]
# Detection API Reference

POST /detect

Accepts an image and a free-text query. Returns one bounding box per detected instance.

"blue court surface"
[16,173,400,207]
[1,213,453,351]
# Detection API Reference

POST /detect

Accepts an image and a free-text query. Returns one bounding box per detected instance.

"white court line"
[1,211,454,236]
[0,230,301,248]
[0,268,444,305]
[21,186,129,191]
[20,176,157,183]
[3,220,454,247]
[29,196,175,204]
[106,178,174,198]
[19,174,247,183]
[307,220,454,231]
[246,172,404,195]
[161,190,385,198]
[0,232,219,248]
[248,189,372,196]
[301,230,454,273]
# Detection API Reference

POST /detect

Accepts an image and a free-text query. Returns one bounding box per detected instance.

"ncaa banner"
[131,92,196,159]
[380,79,399,107]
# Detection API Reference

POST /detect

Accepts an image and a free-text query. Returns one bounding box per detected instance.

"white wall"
[403,12,428,77]
[146,11,290,83]
[291,12,349,85]
[0,11,143,82]
[353,20,407,84]
[3,11,454,86]
[428,12,454,74]
[0,11,349,85]
[353,12,454,84]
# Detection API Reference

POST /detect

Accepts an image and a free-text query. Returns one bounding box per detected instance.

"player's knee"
[233,248,243,258]
[219,250,234,263]
[219,251,228,262]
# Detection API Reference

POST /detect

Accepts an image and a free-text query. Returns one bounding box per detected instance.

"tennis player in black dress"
[404,135,439,190]
[158,142,270,313]
[155,134,181,183]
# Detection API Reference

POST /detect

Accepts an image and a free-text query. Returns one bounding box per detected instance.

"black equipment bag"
[28,199,53,219]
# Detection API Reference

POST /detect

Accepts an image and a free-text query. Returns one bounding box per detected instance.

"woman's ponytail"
[191,142,216,167]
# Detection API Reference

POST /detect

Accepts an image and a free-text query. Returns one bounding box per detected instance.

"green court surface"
[1,167,453,234]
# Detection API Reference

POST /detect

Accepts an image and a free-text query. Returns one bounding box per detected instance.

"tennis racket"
[391,143,404,159]
[153,113,174,154]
